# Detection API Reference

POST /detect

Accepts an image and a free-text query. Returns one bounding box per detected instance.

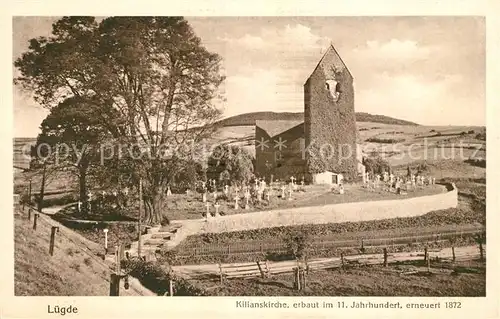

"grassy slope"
[14,209,155,296]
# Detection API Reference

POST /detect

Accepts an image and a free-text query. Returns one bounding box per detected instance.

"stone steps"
[150,232,174,240]
[143,238,167,246]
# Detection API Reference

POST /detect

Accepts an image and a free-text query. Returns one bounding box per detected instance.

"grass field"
[194,259,485,296]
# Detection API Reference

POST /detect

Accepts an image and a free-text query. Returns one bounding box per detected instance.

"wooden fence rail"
[212,245,485,281]
[176,224,484,258]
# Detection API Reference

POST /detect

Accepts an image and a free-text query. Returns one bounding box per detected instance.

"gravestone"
[214,203,221,217]
[234,196,239,210]
[245,191,250,210]
[224,185,229,195]
[206,202,211,217]
[202,192,207,203]
[88,192,93,213]
[166,186,172,197]
[339,184,345,195]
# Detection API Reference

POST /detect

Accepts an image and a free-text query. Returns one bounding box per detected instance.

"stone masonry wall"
[201,184,458,234]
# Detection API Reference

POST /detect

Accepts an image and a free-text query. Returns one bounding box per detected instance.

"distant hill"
[217,111,419,127]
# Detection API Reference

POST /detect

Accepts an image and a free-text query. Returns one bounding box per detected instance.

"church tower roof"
[305,44,353,85]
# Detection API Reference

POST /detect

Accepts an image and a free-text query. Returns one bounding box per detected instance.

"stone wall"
[201,183,458,234]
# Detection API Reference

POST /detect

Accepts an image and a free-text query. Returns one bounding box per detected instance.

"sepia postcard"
[1,1,499,318]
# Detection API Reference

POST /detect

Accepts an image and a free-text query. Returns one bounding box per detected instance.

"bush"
[362,155,391,175]
[207,144,254,186]
[121,258,208,296]
[284,231,311,260]
[160,215,169,227]
[35,193,77,208]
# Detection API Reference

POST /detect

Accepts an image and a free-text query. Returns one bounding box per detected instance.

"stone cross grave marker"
[290,176,296,185]
[214,203,221,217]
[103,228,109,250]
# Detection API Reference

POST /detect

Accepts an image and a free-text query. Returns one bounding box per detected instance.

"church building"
[255,45,363,184]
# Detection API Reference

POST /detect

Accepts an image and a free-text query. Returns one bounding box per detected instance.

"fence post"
[302,268,307,289]
[256,261,265,278]
[427,254,431,273]
[340,252,345,270]
[424,247,428,262]
[28,208,32,221]
[169,279,174,297]
[33,213,39,230]
[49,226,59,256]
[218,263,224,284]
[115,245,121,274]
[479,241,484,261]
[452,246,456,262]
[109,273,120,296]
[383,248,388,267]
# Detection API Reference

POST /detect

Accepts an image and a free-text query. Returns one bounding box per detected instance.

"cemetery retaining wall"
[201,183,458,234]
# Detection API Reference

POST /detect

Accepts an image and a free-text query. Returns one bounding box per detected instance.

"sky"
[12,16,486,137]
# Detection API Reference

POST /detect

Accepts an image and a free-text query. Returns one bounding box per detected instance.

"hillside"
[14,208,155,296]
[217,111,419,127]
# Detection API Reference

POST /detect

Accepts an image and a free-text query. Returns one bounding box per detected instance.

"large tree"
[33,96,120,210]
[15,16,225,224]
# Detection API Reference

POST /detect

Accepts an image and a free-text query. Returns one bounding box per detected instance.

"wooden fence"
[216,245,485,282]
[177,223,484,257]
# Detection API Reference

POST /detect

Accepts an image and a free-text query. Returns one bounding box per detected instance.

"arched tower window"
[325,79,341,101]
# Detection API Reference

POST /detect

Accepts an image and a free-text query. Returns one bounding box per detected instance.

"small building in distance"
[255,44,362,184]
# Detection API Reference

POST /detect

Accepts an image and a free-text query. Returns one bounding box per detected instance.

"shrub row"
[366,137,405,144]
[172,207,484,249]
[164,235,478,266]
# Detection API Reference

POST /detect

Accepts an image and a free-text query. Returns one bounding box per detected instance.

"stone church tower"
[304,45,358,180]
